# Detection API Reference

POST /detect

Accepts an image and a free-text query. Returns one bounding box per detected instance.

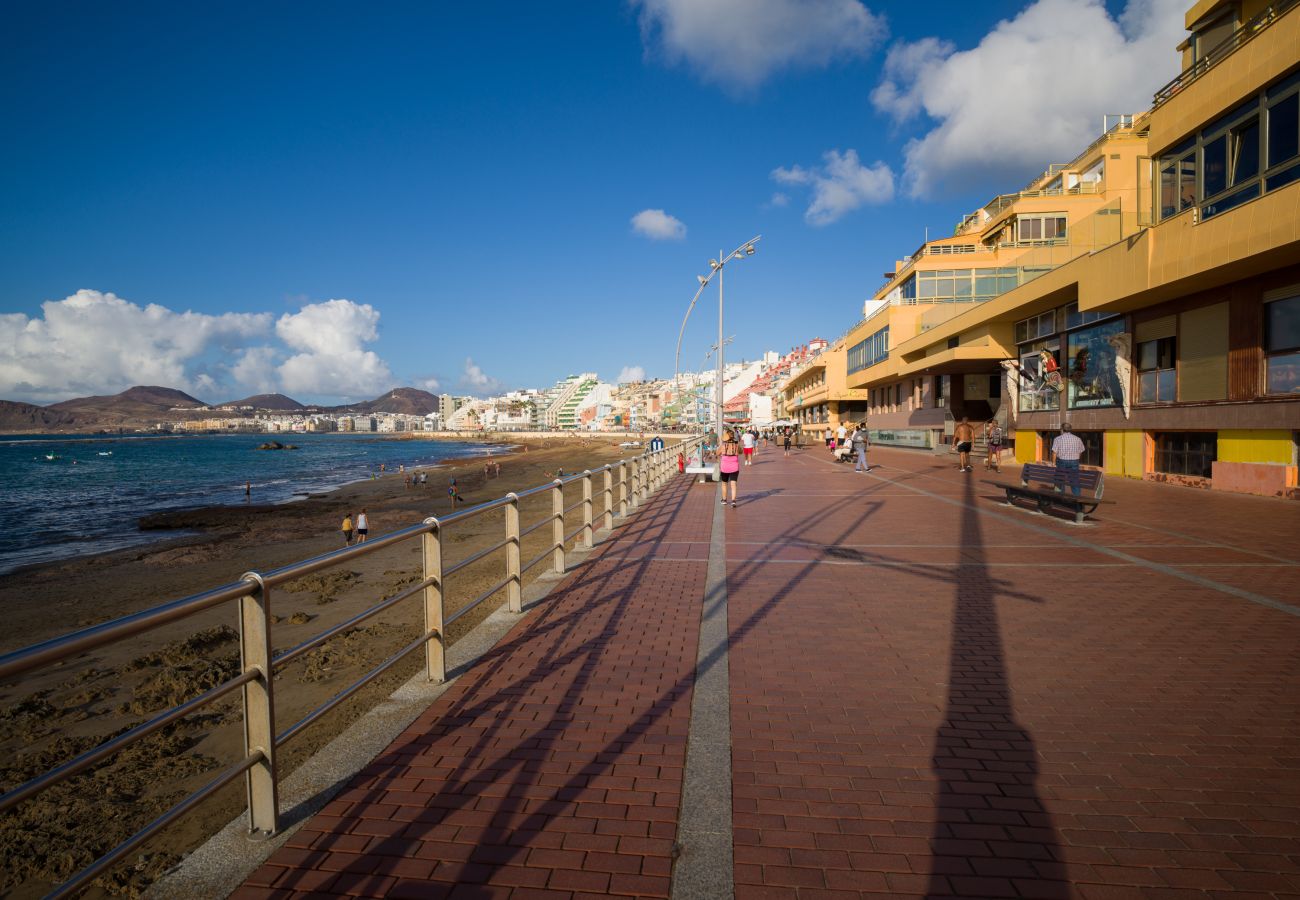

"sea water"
[0,432,499,574]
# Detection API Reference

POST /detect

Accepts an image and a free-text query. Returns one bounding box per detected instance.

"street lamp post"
[675,235,761,444]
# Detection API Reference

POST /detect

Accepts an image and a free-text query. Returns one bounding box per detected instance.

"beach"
[0,434,653,898]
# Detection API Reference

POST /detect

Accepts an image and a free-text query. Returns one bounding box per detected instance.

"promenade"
[233,443,1300,900]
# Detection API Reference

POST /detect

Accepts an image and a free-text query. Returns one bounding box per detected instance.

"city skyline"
[0,0,1186,404]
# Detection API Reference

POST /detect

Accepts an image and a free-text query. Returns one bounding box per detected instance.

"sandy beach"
[0,434,658,898]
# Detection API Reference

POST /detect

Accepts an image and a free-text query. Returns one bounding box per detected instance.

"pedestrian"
[448,477,465,509]
[719,428,741,508]
[782,426,792,457]
[493,460,500,477]
[741,428,756,466]
[852,423,870,472]
[404,473,411,489]
[824,427,833,448]
[341,513,354,546]
[985,421,1004,473]
[1050,423,1085,496]
[836,421,848,448]
[356,508,369,542]
[953,417,975,472]
[245,480,251,500]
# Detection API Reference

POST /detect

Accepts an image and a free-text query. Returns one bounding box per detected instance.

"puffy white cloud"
[416,376,441,392]
[274,299,393,398]
[634,0,885,91]
[768,192,790,208]
[630,208,687,241]
[230,346,281,395]
[771,149,895,225]
[460,358,504,396]
[872,0,1186,197]
[618,365,647,383]
[0,290,270,403]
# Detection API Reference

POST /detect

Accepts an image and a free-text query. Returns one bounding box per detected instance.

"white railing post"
[505,496,521,613]
[631,458,641,509]
[619,462,629,517]
[238,572,279,837]
[581,470,594,549]
[422,521,446,682]
[603,467,614,531]
[551,479,565,574]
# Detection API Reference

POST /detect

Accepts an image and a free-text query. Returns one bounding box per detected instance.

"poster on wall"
[1068,320,1124,408]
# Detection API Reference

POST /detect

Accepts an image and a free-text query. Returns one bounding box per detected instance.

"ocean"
[0,432,499,575]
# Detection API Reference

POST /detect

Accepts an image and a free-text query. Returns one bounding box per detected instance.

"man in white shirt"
[1050,424,1086,496]
[836,422,848,446]
[741,429,756,465]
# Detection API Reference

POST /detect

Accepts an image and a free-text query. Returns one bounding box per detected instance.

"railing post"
[581,470,594,549]
[630,458,640,509]
[619,462,629,518]
[422,520,446,682]
[238,572,279,837]
[505,495,521,613]
[551,479,565,574]
[603,467,614,531]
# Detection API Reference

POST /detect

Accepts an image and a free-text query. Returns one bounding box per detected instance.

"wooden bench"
[984,462,1108,524]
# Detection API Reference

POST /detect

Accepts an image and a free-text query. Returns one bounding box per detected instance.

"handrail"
[1151,0,1298,110]
[1,434,702,899]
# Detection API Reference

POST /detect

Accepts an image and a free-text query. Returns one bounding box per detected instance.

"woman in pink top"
[719,429,741,509]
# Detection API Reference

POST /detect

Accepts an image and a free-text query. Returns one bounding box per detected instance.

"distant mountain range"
[0,386,439,433]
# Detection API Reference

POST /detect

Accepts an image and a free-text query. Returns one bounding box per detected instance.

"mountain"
[44,386,210,426]
[0,400,85,432]
[219,393,305,411]
[338,388,438,416]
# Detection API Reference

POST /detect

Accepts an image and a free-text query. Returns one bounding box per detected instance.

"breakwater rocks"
[255,440,297,450]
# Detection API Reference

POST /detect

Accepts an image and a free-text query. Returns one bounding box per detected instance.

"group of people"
[950,417,1006,473]
[339,509,370,546]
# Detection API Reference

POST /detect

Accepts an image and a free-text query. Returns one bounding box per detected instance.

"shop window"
[1041,430,1104,468]
[1138,337,1177,403]
[1154,432,1217,478]
[1265,292,1300,395]
[1017,338,1061,412]
[1067,319,1125,409]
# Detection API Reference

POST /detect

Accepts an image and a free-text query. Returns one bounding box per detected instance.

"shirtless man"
[953,417,975,472]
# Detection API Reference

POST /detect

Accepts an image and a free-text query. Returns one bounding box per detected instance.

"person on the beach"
[741,429,756,466]
[448,478,465,509]
[245,481,251,500]
[493,460,500,477]
[404,473,411,489]
[719,428,741,508]
[985,421,1004,473]
[356,509,369,543]
[341,513,354,546]
[421,471,428,485]
[953,417,975,472]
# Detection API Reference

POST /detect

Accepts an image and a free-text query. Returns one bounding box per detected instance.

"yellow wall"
[1218,429,1296,464]
[1015,430,1038,463]
[1104,430,1147,478]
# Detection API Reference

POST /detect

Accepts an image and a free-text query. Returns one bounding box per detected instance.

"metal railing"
[1152,0,1299,109]
[0,437,699,899]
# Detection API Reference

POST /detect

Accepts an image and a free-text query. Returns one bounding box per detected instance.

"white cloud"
[230,346,281,395]
[460,358,504,396]
[618,365,647,383]
[0,290,270,403]
[634,0,885,91]
[416,376,441,392]
[771,149,895,225]
[768,192,790,208]
[631,208,687,241]
[275,299,393,398]
[872,0,1186,197]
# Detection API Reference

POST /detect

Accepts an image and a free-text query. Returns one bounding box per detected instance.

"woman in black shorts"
[719,429,741,508]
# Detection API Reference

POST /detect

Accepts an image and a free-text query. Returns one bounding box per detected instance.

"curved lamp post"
[674,235,761,441]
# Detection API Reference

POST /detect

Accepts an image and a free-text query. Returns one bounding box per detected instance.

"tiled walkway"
[236,445,1300,900]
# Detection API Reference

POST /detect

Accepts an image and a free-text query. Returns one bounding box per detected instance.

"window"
[1265,291,1300,395]
[1191,9,1235,64]
[1016,214,1067,242]
[847,326,890,374]
[1042,430,1104,468]
[1015,310,1056,343]
[1268,72,1300,190]
[1154,432,1217,478]
[1017,338,1061,412]
[1138,337,1177,403]
[1067,319,1126,409]
[1079,157,1105,186]
[934,375,948,407]
[1159,139,1196,219]
[1062,301,1118,330]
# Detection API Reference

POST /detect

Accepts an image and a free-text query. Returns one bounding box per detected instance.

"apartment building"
[852,0,1299,496]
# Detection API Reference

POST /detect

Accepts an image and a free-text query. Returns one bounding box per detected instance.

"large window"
[1265,291,1300,395]
[1138,336,1177,403]
[1154,432,1217,478]
[1157,70,1300,221]
[847,326,890,374]
[1018,338,1061,412]
[1016,214,1067,242]
[1067,319,1125,409]
[1015,310,1055,343]
[1191,9,1235,64]
[1042,430,1104,468]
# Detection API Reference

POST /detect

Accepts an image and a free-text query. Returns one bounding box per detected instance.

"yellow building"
[854,0,1300,497]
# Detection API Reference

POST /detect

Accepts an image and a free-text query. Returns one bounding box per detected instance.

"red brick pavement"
[234,474,713,900]
[234,443,1300,900]
[727,445,1300,899]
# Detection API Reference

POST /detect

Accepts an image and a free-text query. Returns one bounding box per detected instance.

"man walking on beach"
[953,417,975,472]
[1050,423,1086,496]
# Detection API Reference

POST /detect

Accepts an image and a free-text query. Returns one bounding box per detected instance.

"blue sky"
[0,0,1185,404]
